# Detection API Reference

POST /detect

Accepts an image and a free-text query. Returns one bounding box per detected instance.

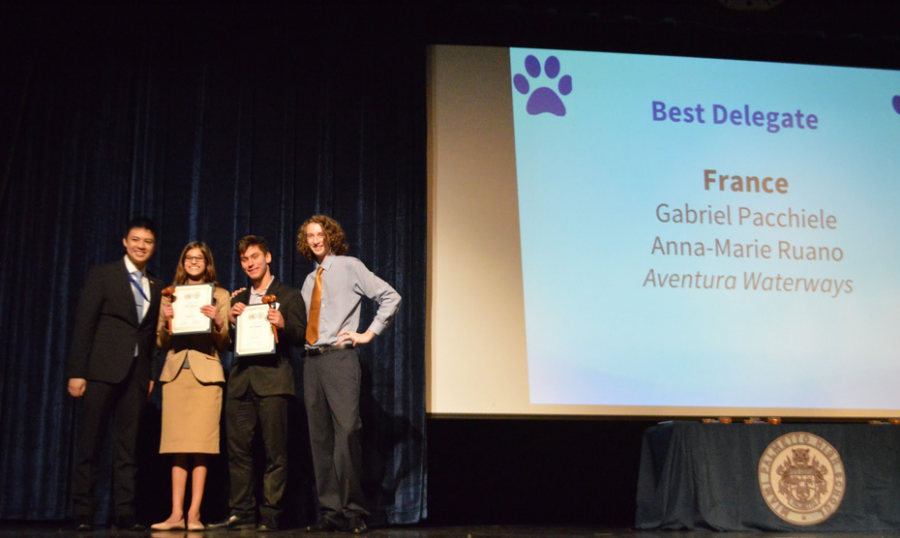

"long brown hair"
[172,241,218,286]
[296,215,349,261]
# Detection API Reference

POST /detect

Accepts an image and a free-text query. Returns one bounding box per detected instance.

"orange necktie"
[306,267,324,344]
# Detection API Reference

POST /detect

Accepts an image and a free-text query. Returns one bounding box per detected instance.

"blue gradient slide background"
[510,47,900,411]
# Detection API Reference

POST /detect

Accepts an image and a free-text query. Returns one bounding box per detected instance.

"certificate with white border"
[235,304,276,357]
[171,283,214,335]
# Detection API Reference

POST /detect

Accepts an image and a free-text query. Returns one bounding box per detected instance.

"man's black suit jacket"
[66,258,162,389]
[229,277,306,398]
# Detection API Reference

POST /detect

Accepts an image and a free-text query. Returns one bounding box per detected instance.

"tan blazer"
[156,286,230,384]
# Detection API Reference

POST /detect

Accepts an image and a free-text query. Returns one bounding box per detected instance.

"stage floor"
[3,523,900,538]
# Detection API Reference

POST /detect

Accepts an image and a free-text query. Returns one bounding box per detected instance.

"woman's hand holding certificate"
[199,303,224,331]
[170,283,215,335]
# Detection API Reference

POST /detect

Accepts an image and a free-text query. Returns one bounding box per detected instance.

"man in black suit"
[66,217,162,531]
[208,235,306,532]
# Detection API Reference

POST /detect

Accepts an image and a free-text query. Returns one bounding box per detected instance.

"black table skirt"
[635,421,900,531]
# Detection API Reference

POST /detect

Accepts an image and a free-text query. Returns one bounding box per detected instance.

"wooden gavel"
[262,294,279,343]
[161,286,176,332]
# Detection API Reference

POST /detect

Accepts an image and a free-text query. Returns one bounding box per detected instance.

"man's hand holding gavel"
[262,295,282,343]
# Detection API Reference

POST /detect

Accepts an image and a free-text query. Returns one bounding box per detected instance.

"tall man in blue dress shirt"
[297,215,401,534]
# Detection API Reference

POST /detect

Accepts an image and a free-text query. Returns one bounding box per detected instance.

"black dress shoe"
[305,518,341,532]
[113,514,145,531]
[207,514,256,530]
[257,516,279,532]
[348,516,367,534]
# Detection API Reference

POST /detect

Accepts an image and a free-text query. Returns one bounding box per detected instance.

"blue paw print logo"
[514,55,573,116]
[893,94,900,115]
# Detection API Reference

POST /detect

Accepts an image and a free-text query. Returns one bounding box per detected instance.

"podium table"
[635,421,900,531]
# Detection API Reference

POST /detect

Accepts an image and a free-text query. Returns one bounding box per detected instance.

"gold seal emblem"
[758,431,845,525]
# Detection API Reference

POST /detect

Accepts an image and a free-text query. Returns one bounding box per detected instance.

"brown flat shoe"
[150,518,186,531]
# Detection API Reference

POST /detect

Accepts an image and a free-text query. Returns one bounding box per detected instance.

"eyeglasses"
[185,255,206,263]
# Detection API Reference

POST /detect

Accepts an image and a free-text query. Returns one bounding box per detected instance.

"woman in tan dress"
[151,242,229,531]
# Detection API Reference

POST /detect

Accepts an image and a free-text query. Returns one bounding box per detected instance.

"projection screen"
[426,44,900,419]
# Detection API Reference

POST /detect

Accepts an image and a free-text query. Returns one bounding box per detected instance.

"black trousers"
[225,389,288,519]
[303,349,367,523]
[71,365,146,520]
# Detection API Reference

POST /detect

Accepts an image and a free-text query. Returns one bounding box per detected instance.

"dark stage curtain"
[0,23,426,526]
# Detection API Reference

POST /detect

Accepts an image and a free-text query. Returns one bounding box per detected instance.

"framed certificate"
[171,283,215,335]
[235,304,276,357]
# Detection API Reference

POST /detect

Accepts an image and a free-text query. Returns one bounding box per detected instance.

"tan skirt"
[159,368,223,454]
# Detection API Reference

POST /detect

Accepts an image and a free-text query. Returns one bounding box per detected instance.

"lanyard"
[128,274,150,302]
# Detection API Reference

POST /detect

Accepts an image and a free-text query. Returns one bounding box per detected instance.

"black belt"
[305,343,355,357]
